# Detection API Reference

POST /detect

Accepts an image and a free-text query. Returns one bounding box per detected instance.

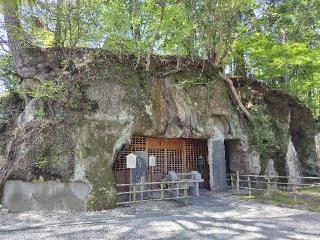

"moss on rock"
[3,50,318,211]
[74,120,127,210]
[86,164,118,211]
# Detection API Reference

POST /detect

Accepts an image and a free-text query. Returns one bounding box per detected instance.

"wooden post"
[129,169,132,203]
[184,179,188,206]
[151,166,154,190]
[293,177,297,204]
[132,184,136,213]
[176,182,179,199]
[140,177,144,203]
[267,176,270,195]
[160,182,164,200]
[231,174,234,188]
[236,171,240,193]
[248,176,251,196]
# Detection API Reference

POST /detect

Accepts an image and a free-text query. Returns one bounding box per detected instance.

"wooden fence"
[229,171,320,203]
[116,178,190,212]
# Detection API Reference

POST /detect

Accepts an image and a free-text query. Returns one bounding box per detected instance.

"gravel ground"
[0,192,320,240]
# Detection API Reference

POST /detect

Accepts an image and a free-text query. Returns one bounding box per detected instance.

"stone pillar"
[190,171,202,196]
[208,128,228,192]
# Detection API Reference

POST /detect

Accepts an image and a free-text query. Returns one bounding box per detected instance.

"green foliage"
[249,106,289,158]
[0,54,20,93]
[35,156,49,170]
[0,95,10,132]
[176,71,219,87]
[30,81,64,100]
[1,0,319,119]
[34,109,47,119]
[9,0,254,60]
[231,0,320,119]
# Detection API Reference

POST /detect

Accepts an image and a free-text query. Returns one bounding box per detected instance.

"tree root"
[218,71,252,122]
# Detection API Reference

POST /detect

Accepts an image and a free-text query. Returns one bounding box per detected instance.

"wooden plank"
[164,148,167,173]
[147,138,162,148]
[182,140,186,172]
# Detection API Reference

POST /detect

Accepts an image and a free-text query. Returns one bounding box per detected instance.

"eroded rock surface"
[0,51,319,210]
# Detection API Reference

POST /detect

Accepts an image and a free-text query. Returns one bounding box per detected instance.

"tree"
[232,0,320,118]
[0,0,319,119]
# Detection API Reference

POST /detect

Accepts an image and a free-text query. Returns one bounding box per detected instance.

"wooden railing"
[116,178,190,212]
[228,171,320,202]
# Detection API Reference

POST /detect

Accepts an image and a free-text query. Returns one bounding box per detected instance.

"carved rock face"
[265,159,278,177]
[285,138,301,179]
[16,99,37,127]
[316,133,320,163]
[246,150,261,175]
[2,51,318,210]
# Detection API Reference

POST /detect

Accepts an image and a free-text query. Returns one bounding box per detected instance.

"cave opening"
[113,136,210,190]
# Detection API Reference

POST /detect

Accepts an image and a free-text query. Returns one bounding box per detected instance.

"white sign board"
[148,155,156,167]
[126,153,137,169]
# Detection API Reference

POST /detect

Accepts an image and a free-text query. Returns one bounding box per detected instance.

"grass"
[309,206,320,212]
[236,190,320,212]
[298,186,320,194]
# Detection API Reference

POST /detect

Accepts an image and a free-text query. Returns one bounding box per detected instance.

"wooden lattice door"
[114,137,209,189]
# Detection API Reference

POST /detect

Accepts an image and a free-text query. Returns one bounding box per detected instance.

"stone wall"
[1,180,91,213]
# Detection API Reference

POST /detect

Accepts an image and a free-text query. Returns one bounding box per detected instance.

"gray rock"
[1,180,91,213]
[265,159,278,191]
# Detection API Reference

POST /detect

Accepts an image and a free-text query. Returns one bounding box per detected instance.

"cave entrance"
[113,136,210,190]
[224,140,231,176]
[224,139,244,185]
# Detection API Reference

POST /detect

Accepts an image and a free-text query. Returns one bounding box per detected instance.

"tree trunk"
[0,1,48,194]
[131,0,141,41]
[3,1,28,76]
[234,50,246,77]
[209,51,251,122]
[54,0,64,47]
[2,1,46,79]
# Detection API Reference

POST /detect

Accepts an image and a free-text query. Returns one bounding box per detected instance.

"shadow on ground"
[0,191,319,240]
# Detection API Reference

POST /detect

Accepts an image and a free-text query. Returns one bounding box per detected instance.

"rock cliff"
[0,49,319,210]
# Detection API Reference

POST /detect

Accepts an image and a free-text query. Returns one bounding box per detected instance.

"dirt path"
[0,192,319,240]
